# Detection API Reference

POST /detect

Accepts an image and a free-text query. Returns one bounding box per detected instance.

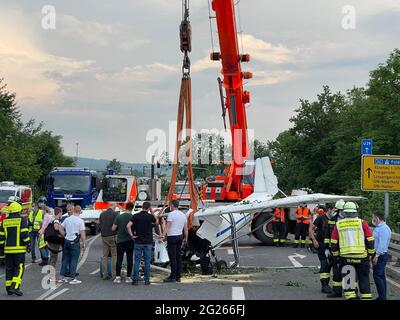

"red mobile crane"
[202,0,254,202]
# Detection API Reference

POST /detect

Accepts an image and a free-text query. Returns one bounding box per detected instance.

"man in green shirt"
[112,202,135,284]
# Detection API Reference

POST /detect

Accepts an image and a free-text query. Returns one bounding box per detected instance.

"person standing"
[294,203,311,248]
[99,203,119,280]
[28,202,48,264]
[372,211,392,300]
[324,199,345,298]
[330,202,375,300]
[45,207,64,269]
[309,204,334,294]
[58,206,86,284]
[127,201,159,285]
[37,206,52,266]
[0,202,31,296]
[162,200,188,283]
[112,202,135,284]
[272,207,286,246]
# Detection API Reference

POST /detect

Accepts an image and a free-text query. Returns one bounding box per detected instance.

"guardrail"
[388,232,400,267]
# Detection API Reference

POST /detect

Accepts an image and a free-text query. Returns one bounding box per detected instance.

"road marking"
[387,277,400,289]
[45,288,69,300]
[77,234,100,270]
[90,268,100,275]
[36,285,61,300]
[288,253,306,267]
[37,235,99,300]
[232,287,245,300]
[227,249,234,255]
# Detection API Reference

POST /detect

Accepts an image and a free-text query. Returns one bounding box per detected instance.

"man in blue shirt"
[372,211,392,300]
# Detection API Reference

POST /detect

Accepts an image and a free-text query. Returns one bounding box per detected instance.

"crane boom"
[203,0,253,201]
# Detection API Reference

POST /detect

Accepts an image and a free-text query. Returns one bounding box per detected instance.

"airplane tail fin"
[254,157,278,196]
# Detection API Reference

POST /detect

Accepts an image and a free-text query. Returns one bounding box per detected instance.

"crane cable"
[161,0,198,230]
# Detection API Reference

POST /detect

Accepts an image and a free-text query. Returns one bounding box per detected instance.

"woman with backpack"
[44,207,64,268]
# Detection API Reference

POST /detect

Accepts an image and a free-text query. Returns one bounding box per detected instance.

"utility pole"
[75,142,79,162]
[384,192,390,219]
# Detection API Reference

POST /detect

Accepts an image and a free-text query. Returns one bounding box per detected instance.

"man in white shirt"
[58,206,86,284]
[162,200,188,283]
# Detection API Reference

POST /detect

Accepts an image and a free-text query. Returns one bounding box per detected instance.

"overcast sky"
[1,0,399,163]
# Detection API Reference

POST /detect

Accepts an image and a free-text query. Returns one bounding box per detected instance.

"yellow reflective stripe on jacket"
[332,251,339,257]
[330,239,338,244]
[324,238,330,244]
[337,218,366,256]
[367,236,374,242]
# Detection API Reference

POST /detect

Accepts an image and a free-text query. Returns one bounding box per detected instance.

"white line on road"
[227,249,234,255]
[387,277,400,289]
[288,253,306,268]
[37,234,100,300]
[77,234,100,270]
[90,268,100,275]
[232,287,245,300]
[45,288,69,300]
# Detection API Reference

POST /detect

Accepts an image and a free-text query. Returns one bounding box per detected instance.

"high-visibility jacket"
[330,218,375,259]
[0,213,30,254]
[272,208,285,223]
[28,209,43,232]
[296,207,311,224]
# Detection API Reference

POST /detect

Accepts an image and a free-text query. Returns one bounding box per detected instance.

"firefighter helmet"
[335,199,345,210]
[5,202,22,214]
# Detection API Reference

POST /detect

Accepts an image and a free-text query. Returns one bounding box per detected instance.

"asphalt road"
[1,234,399,300]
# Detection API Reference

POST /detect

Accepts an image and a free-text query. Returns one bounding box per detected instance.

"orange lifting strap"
[162,77,198,229]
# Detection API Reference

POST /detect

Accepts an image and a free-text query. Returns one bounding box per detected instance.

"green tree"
[0,78,73,196]
[106,158,122,173]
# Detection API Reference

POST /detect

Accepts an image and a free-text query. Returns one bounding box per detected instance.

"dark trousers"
[272,221,286,244]
[5,254,25,292]
[317,244,332,285]
[294,223,309,244]
[373,253,388,300]
[340,257,371,300]
[116,240,134,277]
[167,235,183,280]
[332,258,343,295]
[60,241,80,279]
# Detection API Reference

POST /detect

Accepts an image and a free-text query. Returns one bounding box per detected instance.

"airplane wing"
[195,193,366,218]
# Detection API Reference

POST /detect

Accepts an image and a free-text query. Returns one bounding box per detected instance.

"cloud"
[96,63,180,83]
[0,9,95,107]
[250,70,297,86]
[242,34,300,64]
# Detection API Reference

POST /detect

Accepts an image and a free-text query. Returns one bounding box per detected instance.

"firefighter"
[272,207,286,246]
[330,201,375,300]
[324,199,345,298]
[309,204,334,293]
[293,203,311,248]
[28,201,49,265]
[0,201,31,296]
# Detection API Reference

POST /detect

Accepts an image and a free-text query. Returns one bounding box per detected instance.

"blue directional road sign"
[361,139,373,155]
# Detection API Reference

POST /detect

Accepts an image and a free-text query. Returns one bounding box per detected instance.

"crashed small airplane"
[183,157,364,271]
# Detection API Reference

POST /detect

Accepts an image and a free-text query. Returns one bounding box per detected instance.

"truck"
[47,167,100,211]
[81,165,163,235]
[0,181,33,222]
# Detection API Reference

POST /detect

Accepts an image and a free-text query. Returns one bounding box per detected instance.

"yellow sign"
[361,155,400,192]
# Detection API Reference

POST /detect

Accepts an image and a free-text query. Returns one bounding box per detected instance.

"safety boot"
[8,288,23,296]
[320,280,333,294]
[326,292,342,298]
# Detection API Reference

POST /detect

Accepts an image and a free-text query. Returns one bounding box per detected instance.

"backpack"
[44,222,64,245]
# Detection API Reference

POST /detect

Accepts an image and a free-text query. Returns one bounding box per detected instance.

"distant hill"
[74,157,171,177]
